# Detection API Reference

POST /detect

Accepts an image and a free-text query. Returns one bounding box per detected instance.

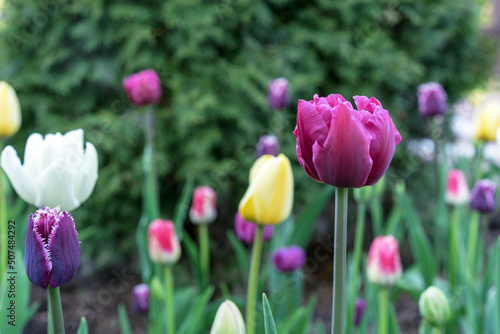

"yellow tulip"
[0,82,21,138]
[238,153,293,225]
[474,95,500,141]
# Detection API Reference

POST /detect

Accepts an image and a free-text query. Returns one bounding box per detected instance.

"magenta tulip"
[255,135,280,158]
[294,94,401,188]
[234,212,274,244]
[272,245,306,272]
[418,82,447,118]
[123,69,162,106]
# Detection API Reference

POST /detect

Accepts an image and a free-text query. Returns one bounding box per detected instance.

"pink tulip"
[294,94,401,188]
[189,186,217,224]
[123,69,162,106]
[445,169,470,205]
[367,235,402,286]
[148,219,181,265]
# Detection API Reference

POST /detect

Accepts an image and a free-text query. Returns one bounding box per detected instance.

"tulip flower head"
[148,219,181,265]
[419,286,451,327]
[210,300,246,334]
[445,169,470,205]
[367,235,402,286]
[470,179,496,213]
[417,82,447,118]
[474,95,500,141]
[268,78,290,110]
[0,81,21,138]
[272,245,306,272]
[123,69,162,107]
[234,212,274,244]
[354,299,367,326]
[132,284,149,314]
[294,94,401,188]
[25,206,80,289]
[255,135,280,159]
[190,186,217,224]
[1,129,98,211]
[239,154,293,225]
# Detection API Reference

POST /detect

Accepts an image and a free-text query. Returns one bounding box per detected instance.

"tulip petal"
[312,103,373,188]
[363,110,396,185]
[75,142,98,204]
[23,133,45,177]
[25,214,52,289]
[35,161,80,211]
[295,99,329,181]
[48,211,80,288]
[1,146,37,204]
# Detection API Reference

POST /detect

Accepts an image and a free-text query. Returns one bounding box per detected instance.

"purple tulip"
[268,78,290,110]
[294,94,401,188]
[255,135,280,158]
[123,69,162,106]
[470,180,496,213]
[354,299,367,326]
[234,213,273,244]
[132,284,149,314]
[272,245,306,272]
[25,206,80,289]
[418,82,447,118]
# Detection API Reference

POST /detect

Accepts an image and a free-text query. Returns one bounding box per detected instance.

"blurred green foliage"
[0,0,496,265]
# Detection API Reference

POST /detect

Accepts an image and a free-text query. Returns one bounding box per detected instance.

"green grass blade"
[262,294,278,334]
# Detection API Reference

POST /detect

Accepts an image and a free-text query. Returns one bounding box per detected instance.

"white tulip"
[1,129,98,211]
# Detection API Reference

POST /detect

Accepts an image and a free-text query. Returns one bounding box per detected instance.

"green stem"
[0,143,7,279]
[449,207,459,291]
[143,107,160,221]
[346,201,366,334]
[466,212,480,278]
[474,142,484,181]
[378,287,388,334]
[48,287,65,334]
[246,224,264,334]
[198,224,210,289]
[332,187,348,334]
[164,265,175,334]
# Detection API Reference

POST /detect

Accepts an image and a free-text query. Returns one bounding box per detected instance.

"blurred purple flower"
[132,284,149,314]
[255,135,280,158]
[123,69,162,106]
[272,245,306,272]
[268,78,290,110]
[418,82,447,118]
[25,206,80,289]
[234,213,273,244]
[354,299,367,326]
[470,179,496,213]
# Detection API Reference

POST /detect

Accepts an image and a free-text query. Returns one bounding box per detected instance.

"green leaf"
[76,317,88,334]
[227,230,249,279]
[262,293,278,334]
[315,322,326,334]
[118,303,133,334]
[177,286,215,334]
[136,215,152,282]
[173,177,194,240]
[288,186,334,248]
[182,232,202,287]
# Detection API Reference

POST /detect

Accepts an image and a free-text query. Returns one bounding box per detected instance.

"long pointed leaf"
[173,177,194,240]
[263,293,278,334]
[118,303,133,334]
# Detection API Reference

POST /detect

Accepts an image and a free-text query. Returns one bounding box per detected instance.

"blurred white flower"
[445,140,475,161]
[0,129,98,211]
[407,139,435,161]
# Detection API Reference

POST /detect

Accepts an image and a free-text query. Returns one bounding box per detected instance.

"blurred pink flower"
[367,235,402,286]
[189,186,217,224]
[123,69,162,106]
[148,219,181,265]
[445,169,470,205]
[294,94,401,188]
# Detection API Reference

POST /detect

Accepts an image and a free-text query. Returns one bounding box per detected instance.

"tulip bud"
[189,186,217,224]
[148,219,181,265]
[132,284,149,314]
[0,82,21,138]
[475,94,500,141]
[367,235,402,286]
[417,82,447,118]
[470,179,496,213]
[150,276,164,300]
[268,78,290,110]
[210,300,246,334]
[354,299,367,326]
[272,246,306,272]
[445,169,470,205]
[25,206,80,289]
[419,286,451,327]
[239,154,293,225]
[234,212,274,244]
[255,135,280,159]
[123,69,162,107]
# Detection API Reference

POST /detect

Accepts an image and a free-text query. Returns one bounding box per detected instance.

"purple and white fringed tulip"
[25,206,80,289]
